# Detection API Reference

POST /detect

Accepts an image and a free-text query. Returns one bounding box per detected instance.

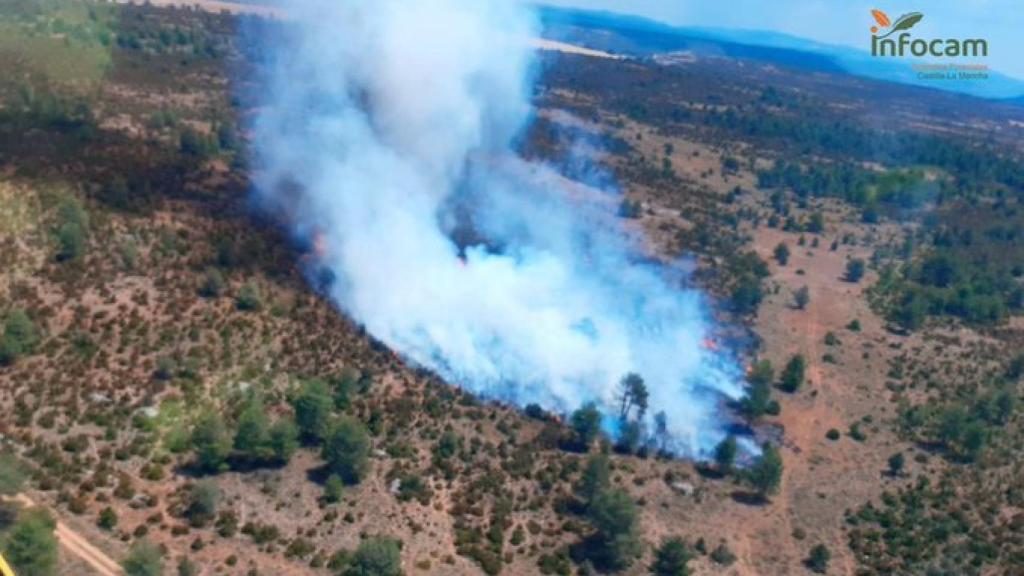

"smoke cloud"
[251,0,745,455]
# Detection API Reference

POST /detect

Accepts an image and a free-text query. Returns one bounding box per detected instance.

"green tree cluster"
[570,403,602,451]
[321,416,371,484]
[746,443,783,500]
[742,359,778,418]
[572,454,643,571]
[347,536,402,576]
[234,394,299,465]
[2,508,58,576]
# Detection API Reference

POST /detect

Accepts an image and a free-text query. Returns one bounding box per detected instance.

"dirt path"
[728,222,892,576]
[787,287,856,575]
[10,495,122,576]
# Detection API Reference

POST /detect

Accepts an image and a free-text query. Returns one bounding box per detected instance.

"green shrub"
[845,258,866,282]
[190,411,231,473]
[324,474,345,504]
[347,536,402,576]
[652,536,693,576]
[235,281,262,311]
[0,310,39,365]
[198,268,225,298]
[710,542,736,566]
[122,539,163,576]
[0,453,28,495]
[806,543,830,573]
[97,507,117,531]
[185,480,220,527]
[54,197,89,261]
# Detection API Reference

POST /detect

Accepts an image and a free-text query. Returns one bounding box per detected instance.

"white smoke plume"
[251,0,746,455]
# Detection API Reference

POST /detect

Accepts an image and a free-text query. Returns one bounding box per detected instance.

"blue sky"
[542,0,1024,80]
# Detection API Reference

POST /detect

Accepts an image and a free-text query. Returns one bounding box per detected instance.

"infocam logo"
[869,9,987,58]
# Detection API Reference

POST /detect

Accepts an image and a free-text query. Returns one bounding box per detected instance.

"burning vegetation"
[0,1,1024,576]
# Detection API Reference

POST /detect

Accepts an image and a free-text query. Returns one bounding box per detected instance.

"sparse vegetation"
[0,3,1021,575]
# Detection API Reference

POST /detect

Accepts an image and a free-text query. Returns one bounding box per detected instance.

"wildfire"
[299,230,329,265]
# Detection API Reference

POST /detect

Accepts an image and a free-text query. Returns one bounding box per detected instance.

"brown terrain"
[2,2,1024,576]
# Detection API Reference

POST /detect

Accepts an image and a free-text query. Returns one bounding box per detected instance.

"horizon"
[540,0,1024,84]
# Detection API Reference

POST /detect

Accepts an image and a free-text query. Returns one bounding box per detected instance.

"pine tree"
[714,436,738,474]
[321,416,371,484]
[747,443,783,500]
[780,354,806,393]
[570,403,602,450]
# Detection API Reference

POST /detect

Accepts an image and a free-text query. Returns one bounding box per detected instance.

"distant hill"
[537,5,1024,101]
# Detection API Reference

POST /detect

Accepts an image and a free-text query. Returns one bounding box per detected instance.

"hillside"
[1,2,1024,576]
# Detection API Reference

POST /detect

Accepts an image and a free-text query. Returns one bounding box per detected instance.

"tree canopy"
[2,507,58,576]
[347,536,402,576]
[570,402,602,450]
[321,416,371,484]
[747,443,783,499]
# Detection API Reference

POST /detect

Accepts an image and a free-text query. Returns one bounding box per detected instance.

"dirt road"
[9,495,122,576]
[737,223,892,575]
